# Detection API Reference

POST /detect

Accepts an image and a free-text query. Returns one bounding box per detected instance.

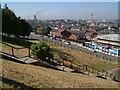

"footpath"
[1,52,74,72]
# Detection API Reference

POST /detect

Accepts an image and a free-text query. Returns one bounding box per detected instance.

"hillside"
[1,58,118,88]
[1,35,118,71]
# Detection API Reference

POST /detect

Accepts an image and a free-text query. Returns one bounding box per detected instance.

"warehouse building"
[94,34,120,48]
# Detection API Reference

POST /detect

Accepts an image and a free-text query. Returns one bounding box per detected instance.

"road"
[29,34,120,62]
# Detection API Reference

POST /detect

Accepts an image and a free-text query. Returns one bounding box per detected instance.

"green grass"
[1,35,33,48]
[1,42,22,48]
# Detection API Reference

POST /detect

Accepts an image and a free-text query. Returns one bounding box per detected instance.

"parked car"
[43,36,48,38]
[64,40,71,45]
[49,37,53,39]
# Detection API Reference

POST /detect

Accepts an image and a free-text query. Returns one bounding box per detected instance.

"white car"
[64,41,71,45]
[49,37,53,39]
[43,36,47,38]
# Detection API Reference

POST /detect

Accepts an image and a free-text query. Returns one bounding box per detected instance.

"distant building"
[33,15,37,21]
[85,32,97,40]
[71,26,81,31]
[69,32,86,40]
[94,34,120,47]
[50,29,71,39]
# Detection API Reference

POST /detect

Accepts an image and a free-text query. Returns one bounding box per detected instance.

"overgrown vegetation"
[1,35,33,48]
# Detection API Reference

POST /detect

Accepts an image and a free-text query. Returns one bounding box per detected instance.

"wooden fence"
[0,41,117,82]
[1,42,30,58]
[41,37,119,64]
[41,38,117,81]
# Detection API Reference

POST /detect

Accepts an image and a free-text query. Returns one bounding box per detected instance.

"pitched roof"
[50,29,58,32]
[57,29,65,33]
[85,32,93,36]
[69,30,86,34]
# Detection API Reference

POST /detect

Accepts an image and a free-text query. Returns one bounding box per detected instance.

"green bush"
[31,41,53,60]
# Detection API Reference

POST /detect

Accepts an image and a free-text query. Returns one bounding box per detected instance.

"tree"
[2,4,32,37]
[31,41,53,60]
[2,4,18,35]
[42,26,52,35]
[36,25,44,34]
[20,19,32,37]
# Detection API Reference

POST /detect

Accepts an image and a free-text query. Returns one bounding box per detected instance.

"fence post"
[105,72,108,79]
[12,47,14,56]
[79,65,81,71]
[62,59,64,65]
[110,73,113,79]
[113,75,116,81]
[101,70,103,76]
[91,68,93,73]
[85,65,87,71]
[70,61,73,69]
[86,65,89,75]
[28,48,30,57]
[97,71,99,75]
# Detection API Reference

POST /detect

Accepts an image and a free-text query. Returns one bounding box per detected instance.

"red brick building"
[50,29,71,39]
[69,33,86,40]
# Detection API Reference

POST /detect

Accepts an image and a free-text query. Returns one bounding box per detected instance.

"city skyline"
[2,2,118,20]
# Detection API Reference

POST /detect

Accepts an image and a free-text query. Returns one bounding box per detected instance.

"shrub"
[31,41,53,60]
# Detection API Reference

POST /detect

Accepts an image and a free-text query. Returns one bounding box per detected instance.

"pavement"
[18,57,38,64]
[1,52,39,64]
[54,65,74,72]
[107,68,120,82]
[1,51,75,72]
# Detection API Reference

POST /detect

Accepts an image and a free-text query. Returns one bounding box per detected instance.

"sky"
[1,2,118,20]
[1,0,120,2]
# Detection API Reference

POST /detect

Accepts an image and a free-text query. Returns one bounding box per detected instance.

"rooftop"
[97,34,120,41]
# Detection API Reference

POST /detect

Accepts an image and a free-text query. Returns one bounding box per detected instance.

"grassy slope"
[1,35,118,71]
[1,59,118,88]
[29,40,118,71]
[1,35,33,48]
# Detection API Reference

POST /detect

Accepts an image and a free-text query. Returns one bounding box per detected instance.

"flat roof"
[97,34,120,41]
